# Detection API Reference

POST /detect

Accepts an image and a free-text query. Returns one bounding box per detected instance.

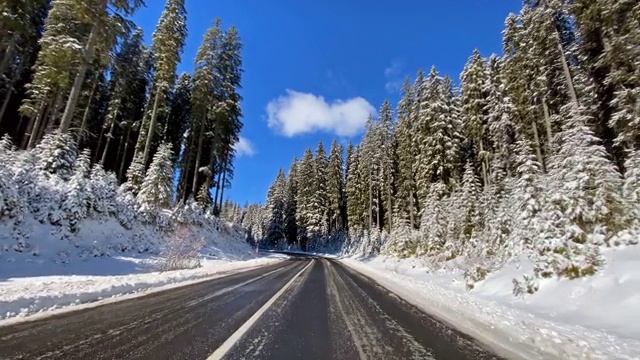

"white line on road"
[184,266,287,307]
[206,260,314,360]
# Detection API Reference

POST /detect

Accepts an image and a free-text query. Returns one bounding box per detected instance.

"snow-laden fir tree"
[461,50,490,188]
[123,153,146,195]
[63,149,91,232]
[137,143,175,211]
[327,140,345,235]
[32,132,78,181]
[265,169,286,247]
[309,141,329,239]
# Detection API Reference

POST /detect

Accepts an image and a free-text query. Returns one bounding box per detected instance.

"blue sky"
[132,0,521,205]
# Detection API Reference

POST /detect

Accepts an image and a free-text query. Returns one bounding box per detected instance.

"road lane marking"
[206,260,314,360]
[184,265,288,307]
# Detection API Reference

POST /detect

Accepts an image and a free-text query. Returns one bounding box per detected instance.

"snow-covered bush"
[156,226,205,271]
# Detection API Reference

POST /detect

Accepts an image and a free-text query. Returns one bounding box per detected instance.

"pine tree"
[284,158,299,245]
[327,140,345,235]
[394,78,418,228]
[123,153,146,195]
[32,132,78,180]
[461,50,491,188]
[547,105,627,245]
[295,148,315,246]
[139,0,187,167]
[309,141,329,238]
[187,19,221,197]
[265,169,286,247]
[137,142,174,210]
[63,149,91,232]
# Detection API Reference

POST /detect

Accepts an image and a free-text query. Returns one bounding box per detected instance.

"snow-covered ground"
[0,254,284,324]
[0,210,285,323]
[341,245,640,360]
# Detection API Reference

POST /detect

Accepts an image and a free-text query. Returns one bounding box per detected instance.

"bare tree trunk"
[93,125,106,163]
[191,118,205,195]
[0,38,15,78]
[118,125,132,180]
[0,83,15,123]
[77,76,99,143]
[218,169,227,215]
[27,99,53,149]
[142,90,163,167]
[213,170,222,210]
[101,120,117,165]
[368,168,373,232]
[408,187,415,229]
[35,90,63,145]
[541,0,579,105]
[21,103,45,149]
[531,120,545,172]
[479,141,489,188]
[59,23,102,133]
[115,126,126,170]
[387,185,392,233]
[542,99,554,151]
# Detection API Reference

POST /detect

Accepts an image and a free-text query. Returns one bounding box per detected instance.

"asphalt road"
[0,257,503,360]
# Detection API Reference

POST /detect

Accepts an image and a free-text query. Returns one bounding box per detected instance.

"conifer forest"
[243,0,640,290]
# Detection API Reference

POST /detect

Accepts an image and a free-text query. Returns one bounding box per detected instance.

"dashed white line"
[206,260,314,360]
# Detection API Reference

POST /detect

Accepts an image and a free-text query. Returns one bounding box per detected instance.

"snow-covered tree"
[137,143,174,210]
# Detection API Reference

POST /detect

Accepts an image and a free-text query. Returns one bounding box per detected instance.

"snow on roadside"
[341,246,640,360]
[0,255,286,323]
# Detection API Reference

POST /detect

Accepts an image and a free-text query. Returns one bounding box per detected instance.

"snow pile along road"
[0,255,285,323]
[341,246,640,360]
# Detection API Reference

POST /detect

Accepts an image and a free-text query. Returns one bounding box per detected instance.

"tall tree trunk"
[93,124,106,163]
[35,90,63,144]
[101,121,117,165]
[191,118,205,194]
[479,141,489,188]
[59,23,102,133]
[21,103,45,149]
[0,38,15,78]
[368,168,373,232]
[115,126,127,170]
[27,99,53,149]
[408,186,415,229]
[142,89,163,167]
[77,76,99,143]
[213,169,223,210]
[387,184,392,233]
[542,99,553,151]
[218,169,227,215]
[531,120,545,172]
[0,83,15,123]
[118,125,132,181]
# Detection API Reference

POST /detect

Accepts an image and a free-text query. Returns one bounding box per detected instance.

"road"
[0,256,503,360]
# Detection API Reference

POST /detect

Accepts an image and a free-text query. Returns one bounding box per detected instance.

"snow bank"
[341,246,640,360]
[0,255,285,323]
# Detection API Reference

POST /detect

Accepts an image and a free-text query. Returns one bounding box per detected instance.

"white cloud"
[266,90,376,137]
[384,59,404,93]
[234,136,255,157]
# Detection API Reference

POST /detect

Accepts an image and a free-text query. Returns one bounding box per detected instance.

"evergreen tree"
[461,50,490,188]
[137,142,174,210]
[265,169,286,247]
[284,158,299,245]
[394,78,418,228]
[327,140,345,235]
[295,148,315,247]
[139,0,187,167]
